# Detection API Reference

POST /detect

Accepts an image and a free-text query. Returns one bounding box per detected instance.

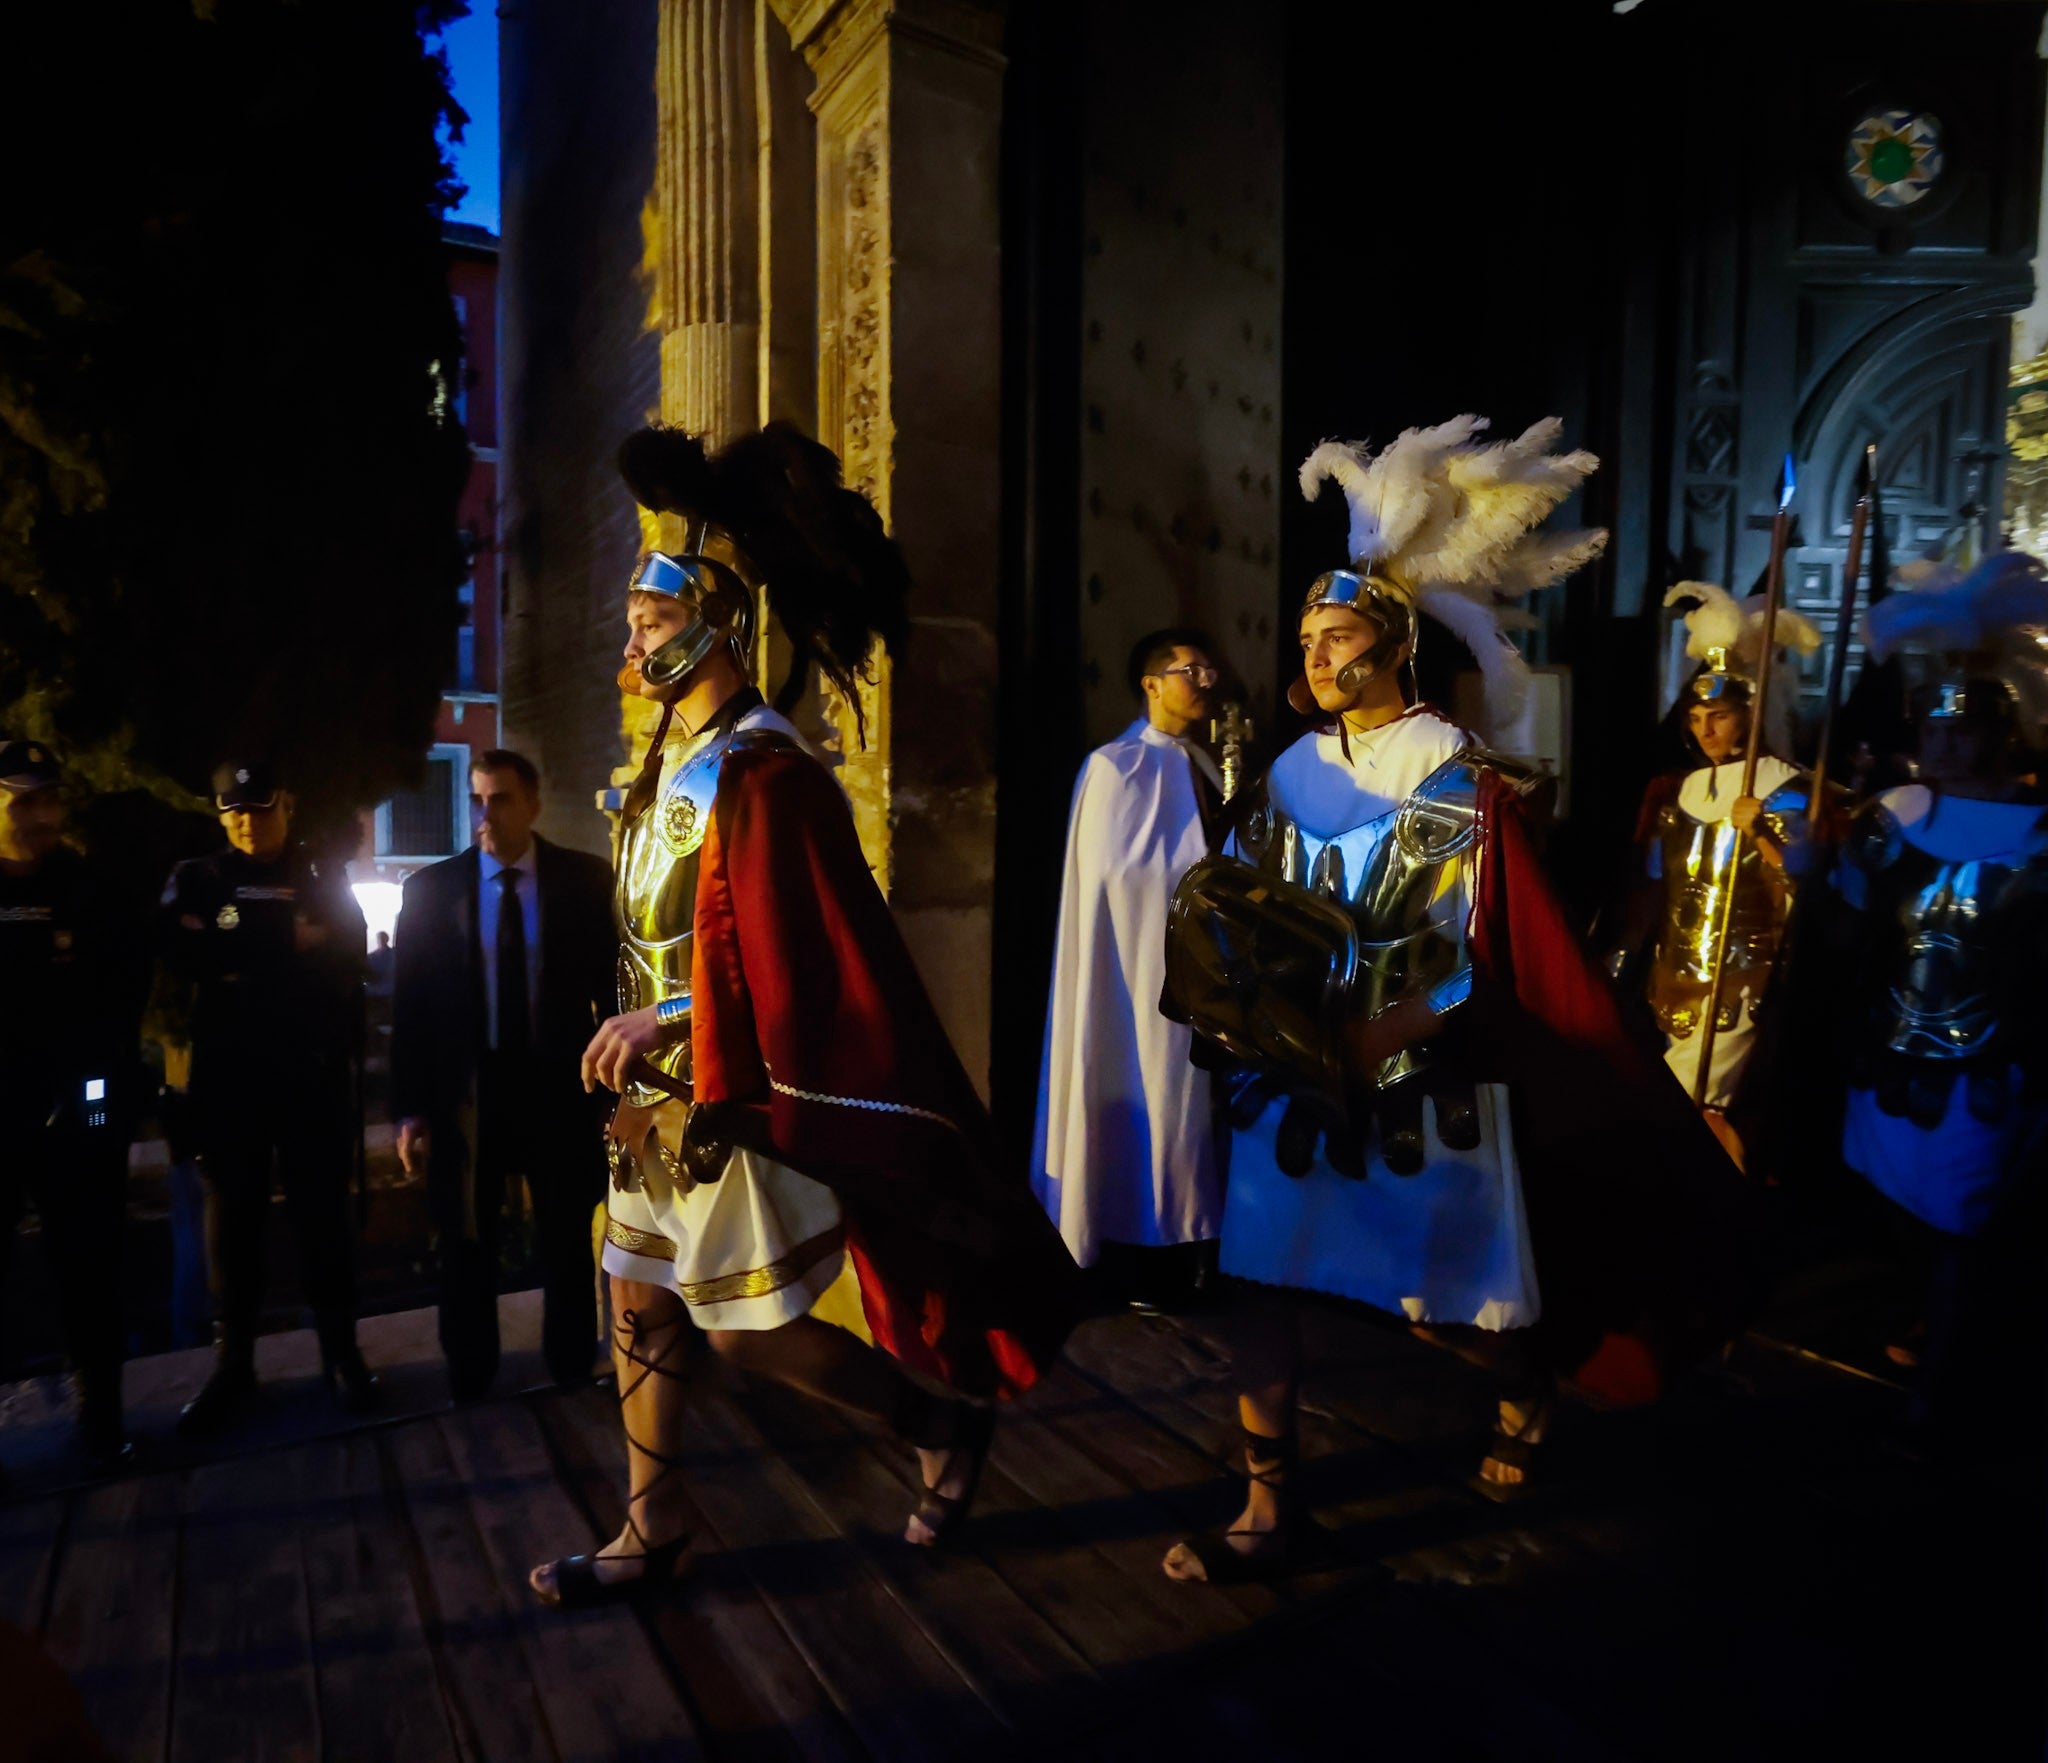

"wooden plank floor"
[0,1294,2035,1762]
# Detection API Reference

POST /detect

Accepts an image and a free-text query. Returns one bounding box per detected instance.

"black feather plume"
[617,426,715,518]
[616,420,911,746]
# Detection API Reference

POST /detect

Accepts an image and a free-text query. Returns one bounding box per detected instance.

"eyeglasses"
[1154,664,1219,687]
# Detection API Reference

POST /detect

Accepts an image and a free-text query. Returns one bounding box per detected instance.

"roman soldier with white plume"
[1159,417,1753,1583]
[1280,413,1606,742]
[1634,583,1825,1155]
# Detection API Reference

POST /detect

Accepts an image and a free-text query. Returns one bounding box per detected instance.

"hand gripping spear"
[1808,445,1876,831]
[1690,454,1797,1108]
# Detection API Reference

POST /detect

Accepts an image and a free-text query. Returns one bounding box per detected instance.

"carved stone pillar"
[655,0,761,446]
[635,0,767,757]
[773,0,1007,1089]
[755,0,817,428]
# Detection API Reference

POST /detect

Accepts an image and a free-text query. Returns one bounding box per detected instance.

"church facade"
[498,0,2045,1127]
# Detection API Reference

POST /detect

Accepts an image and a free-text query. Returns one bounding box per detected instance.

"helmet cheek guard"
[629,549,759,690]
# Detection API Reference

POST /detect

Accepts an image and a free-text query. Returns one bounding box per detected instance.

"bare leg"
[1163,1294,1301,1582]
[705,1314,982,1545]
[529,1276,693,1600]
[1701,1107,1746,1172]
[1422,1324,1554,1490]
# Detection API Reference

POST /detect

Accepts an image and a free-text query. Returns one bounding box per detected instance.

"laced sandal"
[535,1531,692,1608]
[900,1393,996,1546]
[533,1305,694,1609]
[1164,1424,1320,1586]
[1473,1388,1554,1505]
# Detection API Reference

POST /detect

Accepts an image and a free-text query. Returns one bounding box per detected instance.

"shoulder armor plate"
[1393,747,1550,862]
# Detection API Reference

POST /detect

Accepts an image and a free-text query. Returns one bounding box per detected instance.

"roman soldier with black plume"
[530,423,1075,1609]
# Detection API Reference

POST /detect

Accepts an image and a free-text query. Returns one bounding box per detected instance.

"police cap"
[211,758,284,811]
[0,740,61,794]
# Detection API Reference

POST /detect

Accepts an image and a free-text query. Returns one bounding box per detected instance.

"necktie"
[495,867,531,1054]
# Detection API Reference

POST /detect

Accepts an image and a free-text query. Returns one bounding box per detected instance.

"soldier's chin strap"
[622,701,679,823]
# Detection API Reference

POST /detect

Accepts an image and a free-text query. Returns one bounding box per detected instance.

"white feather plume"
[1734,594,1822,664]
[1665,582,1746,663]
[1666,581,1820,666]
[1299,415,1606,745]
[1495,528,1610,598]
[1666,581,1822,755]
[1299,416,1487,572]
[1418,587,1531,732]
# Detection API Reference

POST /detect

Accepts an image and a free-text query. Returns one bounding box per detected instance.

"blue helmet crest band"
[1687,671,1753,705]
[630,551,699,600]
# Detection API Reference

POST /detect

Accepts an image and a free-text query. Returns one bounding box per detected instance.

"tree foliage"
[0,0,474,838]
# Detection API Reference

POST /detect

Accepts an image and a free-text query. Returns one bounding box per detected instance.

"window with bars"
[375,745,469,859]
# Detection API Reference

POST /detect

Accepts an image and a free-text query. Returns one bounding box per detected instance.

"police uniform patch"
[217,904,241,930]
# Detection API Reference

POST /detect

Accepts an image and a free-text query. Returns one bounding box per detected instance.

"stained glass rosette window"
[1846,111,1944,209]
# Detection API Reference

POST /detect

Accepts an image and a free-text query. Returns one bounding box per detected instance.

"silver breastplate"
[614,721,795,1105]
[1233,748,1546,1086]
[1857,808,2048,1060]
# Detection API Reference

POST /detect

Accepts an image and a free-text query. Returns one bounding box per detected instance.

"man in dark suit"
[392,748,614,1399]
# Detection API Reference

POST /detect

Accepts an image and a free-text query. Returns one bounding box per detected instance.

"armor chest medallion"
[658,758,713,856]
[660,785,701,854]
[619,735,724,952]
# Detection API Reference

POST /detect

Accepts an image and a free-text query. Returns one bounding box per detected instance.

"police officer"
[0,740,140,1466]
[162,759,377,1431]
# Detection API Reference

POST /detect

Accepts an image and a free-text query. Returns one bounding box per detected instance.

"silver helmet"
[1285,570,1417,716]
[626,510,758,690]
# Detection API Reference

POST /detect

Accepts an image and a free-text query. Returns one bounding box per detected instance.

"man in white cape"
[1033,627,1226,1305]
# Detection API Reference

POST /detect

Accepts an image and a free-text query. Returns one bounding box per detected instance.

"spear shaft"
[1690,464,1795,1109]
[1808,445,1876,831]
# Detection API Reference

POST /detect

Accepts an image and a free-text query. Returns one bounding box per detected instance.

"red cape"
[689,744,1078,1399]
[1632,771,1684,844]
[1471,774,1761,1401]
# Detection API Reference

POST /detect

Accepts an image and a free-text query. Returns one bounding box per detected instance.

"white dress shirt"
[477,842,541,1051]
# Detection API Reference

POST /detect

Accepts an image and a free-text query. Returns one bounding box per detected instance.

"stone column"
[639,0,769,747]
[772,0,1007,1090]
[756,0,817,428]
[655,0,761,446]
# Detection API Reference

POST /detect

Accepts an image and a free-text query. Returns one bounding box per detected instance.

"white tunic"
[1653,755,1799,1110]
[1033,720,1223,1266]
[1217,710,1540,1330]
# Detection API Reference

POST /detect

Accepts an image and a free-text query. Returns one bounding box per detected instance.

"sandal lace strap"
[614,1306,694,1520]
